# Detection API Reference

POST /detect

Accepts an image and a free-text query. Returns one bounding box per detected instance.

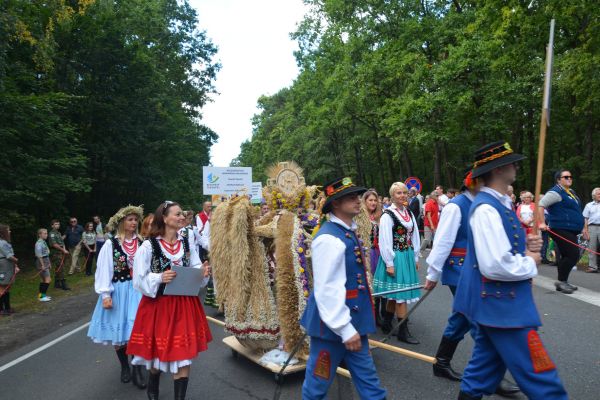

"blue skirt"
[373,249,421,303]
[87,280,142,346]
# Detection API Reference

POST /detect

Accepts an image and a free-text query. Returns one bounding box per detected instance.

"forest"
[236,0,599,199]
[1,0,219,248]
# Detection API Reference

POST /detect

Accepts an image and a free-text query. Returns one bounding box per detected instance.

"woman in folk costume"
[128,201,211,400]
[87,205,147,389]
[373,182,422,344]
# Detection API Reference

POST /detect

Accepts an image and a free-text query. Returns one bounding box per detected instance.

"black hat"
[471,141,525,178]
[321,177,367,214]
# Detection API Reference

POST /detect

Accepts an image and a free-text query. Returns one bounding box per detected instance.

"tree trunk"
[434,141,441,186]
[402,145,413,177]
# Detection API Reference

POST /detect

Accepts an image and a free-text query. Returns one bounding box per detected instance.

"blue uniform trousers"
[302,335,386,400]
[461,325,568,399]
[443,285,477,342]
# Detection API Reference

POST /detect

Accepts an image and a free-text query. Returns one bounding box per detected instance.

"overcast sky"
[191,0,308,167]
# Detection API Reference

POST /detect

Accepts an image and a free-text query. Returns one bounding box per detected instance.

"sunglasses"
[561,176,573,180]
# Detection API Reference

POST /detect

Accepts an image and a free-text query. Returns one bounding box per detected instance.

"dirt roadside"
[0,288,98,357]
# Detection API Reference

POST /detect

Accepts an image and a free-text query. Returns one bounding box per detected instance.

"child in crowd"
[35,228,52,302]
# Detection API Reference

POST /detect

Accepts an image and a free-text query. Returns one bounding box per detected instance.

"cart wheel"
[274,373,284,384]
[231,349,239,359]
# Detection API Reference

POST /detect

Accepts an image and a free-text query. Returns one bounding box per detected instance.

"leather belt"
[450,248,467,257]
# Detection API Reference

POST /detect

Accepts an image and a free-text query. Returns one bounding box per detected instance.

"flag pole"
[533,19,555,235]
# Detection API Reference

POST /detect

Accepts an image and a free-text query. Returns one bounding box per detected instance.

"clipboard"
[163,266,204,296]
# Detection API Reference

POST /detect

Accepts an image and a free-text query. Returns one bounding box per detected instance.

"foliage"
[237,0,599,201]
[0,0,219,252]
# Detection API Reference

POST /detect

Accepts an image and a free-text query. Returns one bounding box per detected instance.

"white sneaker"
[39,296,52,302]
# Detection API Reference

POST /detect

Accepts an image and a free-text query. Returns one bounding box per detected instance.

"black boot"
[115,347,131,383]
[174,377,189,400]
[381,311,394,334]
[374,298,382,327]
[61,279,71,291]
[458,391,482,400]
[433,336,463,381]
[397,320,420,344]
[495,378,521,397]
[147,371,160,400]
[132,364,147,390]
[54,280,61,289]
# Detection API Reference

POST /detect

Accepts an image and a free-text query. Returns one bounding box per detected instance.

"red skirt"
[127,295,212,362]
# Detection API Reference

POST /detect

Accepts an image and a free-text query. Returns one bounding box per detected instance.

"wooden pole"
[533,19,555,235]
[368,339,437,364]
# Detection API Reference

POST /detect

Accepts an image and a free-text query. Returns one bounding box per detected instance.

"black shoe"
[381,311,394,334]
[433,336,462,381]
[174,377,189,400]
[115,347,131,383]
[61,279,71,291]
[566,282,578,291]
[495,379,521,397]
[132,365,147,390]
[54,281,61,289]
[147,371,160,400]
[554,281,574,294]
[541,259,550,264]
[397,321,420,345]
[458,391,482,400]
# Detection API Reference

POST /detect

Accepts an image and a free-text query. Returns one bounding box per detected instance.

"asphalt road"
[1,254,599,400]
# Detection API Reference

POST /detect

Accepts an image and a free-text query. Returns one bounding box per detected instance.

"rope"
[547,228,600,256]
[54,253,67,274]
[0,265,18,299]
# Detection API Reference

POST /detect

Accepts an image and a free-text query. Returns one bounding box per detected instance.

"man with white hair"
[583,187,600,273]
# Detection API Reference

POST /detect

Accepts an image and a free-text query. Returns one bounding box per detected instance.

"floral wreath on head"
[106,205,144,232]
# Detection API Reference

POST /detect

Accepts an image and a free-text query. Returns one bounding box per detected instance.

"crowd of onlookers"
[376,180,600,278]
[1,176,598,315]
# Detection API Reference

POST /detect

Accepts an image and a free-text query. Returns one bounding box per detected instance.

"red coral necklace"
[394,207,411,222]
[160,239,181,255]
[122,238,138,256]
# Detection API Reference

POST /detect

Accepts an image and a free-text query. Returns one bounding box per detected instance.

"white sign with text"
[203,167,252,195]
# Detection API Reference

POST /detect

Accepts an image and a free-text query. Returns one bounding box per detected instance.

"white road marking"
[0,322,90,373]
[533,275,600,307]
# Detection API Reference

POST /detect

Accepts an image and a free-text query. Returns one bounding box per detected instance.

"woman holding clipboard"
[128,201,212,400]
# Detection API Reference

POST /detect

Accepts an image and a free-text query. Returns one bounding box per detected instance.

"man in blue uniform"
[454,141,568,399]
[301,177,386,400]
[425,169,519,397]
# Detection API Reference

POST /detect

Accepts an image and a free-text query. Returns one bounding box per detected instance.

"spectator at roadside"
[0,224,19,315]
[382,197,391,209]
[582,187,600,273]
[66,217,84,275]
[436,185,448,209]
[49,219,70,290]
[538,169,585,294]
[140,214,154,239]
[516,191,535,235]
[34,228,52,302]
[446,188,458,200]
[408,188,421,222]
[195,201,212,235]
[420,191,439,256]
[82,222,97,276]
[507,185,517,207]
[93,215,106,254]
[539,193,551,264]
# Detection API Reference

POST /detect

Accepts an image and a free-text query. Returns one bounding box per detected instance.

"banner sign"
[203,167,252,195]
[249,182,263,204]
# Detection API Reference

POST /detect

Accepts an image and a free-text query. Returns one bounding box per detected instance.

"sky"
[191,0,308,167]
